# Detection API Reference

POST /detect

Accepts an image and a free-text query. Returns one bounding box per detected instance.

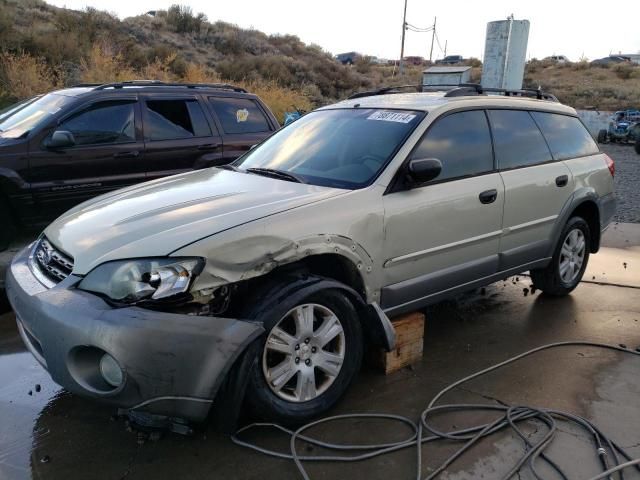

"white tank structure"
[481,17,530,90]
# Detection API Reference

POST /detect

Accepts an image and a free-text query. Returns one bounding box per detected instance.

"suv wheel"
[530,217,591,296]
[0,198,16,251]
[597,129,608,143]
[635,139,640,155]
[244,277,363,424]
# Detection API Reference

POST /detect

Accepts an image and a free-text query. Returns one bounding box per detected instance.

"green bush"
[166,5,207,34]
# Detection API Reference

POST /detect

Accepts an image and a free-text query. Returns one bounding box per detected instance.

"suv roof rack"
[72,80,248,93]
[444,83,558,102]
[347,83,558,102]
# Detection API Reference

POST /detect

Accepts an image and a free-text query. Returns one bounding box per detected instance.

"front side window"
[488,110,552,169]
[234,108,424,189]
[410,110,493,182]
[531,112,599,160]
[59,101,135,146]
[144,99,212,141]
[210,97,271,134]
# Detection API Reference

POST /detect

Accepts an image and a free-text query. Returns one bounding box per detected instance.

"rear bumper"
[5,246,263,422]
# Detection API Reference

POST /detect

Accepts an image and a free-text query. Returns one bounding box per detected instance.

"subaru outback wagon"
[6,85,616,426]
[0,81,279,249]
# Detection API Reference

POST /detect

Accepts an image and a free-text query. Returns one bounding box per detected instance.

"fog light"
[99,353,123,387]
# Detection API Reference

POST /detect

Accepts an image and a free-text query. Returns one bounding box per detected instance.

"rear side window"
[488,110,552,169]
[411,110,493,181]
[209,97,271,134]
[531,112,599,160]
[60,100,135,146]
[144,99,211,141]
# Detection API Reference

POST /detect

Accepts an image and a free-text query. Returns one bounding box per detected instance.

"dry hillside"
[0,0,638,118]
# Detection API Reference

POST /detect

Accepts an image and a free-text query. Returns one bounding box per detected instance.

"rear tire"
[530,217,591,296]
[635,139,640,155]
[243,276,363,425]
[0,198,16,251]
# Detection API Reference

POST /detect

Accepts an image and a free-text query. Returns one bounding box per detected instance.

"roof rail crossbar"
[89,80,248,93]
[444,83,558,102]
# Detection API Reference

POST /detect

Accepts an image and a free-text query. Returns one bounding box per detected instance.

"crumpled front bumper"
[5,245,263,422]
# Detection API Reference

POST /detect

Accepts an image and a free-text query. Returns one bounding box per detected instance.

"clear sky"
[48,0,640,61]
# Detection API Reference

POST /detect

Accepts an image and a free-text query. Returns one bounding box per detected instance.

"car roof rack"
[72,80,248,93]
[348,82,558,102]
[444,83,559,102]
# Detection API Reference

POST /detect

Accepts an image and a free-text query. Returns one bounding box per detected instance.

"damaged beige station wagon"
[6,85,616,427]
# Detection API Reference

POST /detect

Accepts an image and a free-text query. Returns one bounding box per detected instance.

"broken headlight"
[78,258,204,303]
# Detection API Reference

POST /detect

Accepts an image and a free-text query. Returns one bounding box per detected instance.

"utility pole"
[429,17,437,63]
[444,39,447,57]
[399,0,408,74]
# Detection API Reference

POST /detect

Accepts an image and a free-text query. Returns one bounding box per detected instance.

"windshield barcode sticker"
[367,111,416,123]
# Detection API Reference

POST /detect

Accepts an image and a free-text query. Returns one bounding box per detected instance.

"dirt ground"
[0,223,639,479]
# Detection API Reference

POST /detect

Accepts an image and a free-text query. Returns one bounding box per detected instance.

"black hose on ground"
[231,341,640,480]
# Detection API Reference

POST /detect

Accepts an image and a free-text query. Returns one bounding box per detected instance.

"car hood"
[44,168,346,274]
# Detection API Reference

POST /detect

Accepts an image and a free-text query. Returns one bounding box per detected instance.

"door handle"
[555,175,569,187]
[113,150,140,159]
[197,143,221,151]
[479,189,498,204]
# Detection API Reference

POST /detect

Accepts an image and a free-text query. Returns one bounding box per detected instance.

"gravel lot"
[601,143,640,223]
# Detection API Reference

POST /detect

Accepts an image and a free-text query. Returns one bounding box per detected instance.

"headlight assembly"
[78,258,204,304]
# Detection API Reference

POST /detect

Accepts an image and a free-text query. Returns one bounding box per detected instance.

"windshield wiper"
[245,167,306,184]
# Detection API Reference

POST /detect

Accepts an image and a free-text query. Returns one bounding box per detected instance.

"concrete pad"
[0,226,639,479]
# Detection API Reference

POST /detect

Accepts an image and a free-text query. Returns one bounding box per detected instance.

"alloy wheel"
[262,303,346,403]
[558,228,586,283]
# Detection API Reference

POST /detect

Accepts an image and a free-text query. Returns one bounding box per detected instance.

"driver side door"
[28,98,146,221]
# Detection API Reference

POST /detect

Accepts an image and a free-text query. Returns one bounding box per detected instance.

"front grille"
[32,237,74,286]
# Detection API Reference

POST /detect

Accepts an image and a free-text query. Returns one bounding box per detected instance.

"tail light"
[604,154,615,177]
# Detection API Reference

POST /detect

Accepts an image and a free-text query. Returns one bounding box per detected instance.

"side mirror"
[47,130,75,149]
[407,158,442,185]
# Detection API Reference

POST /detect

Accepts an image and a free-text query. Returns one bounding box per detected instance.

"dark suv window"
[144,99,211,141]
[411,110,493,182]
[209,97,271,134]
[488,110,552,169]
[531,112,599,160]
[59,101,136,146]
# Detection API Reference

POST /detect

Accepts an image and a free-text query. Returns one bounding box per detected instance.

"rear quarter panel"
[562,153,613,197]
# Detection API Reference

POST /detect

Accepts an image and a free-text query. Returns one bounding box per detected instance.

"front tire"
[597,129,607,143]
[243,277,363,425]
[531,217,591,296]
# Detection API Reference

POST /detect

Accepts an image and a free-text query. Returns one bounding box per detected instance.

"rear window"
[531,112,599,160]
[488,110,552,169]
[209,97,271,134]
[411,110,494,181]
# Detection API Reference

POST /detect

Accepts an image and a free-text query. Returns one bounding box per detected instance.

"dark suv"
[0,81,279,248]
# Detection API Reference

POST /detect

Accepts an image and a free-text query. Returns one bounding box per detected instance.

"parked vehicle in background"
[544,55,569,63]
[403,56,425,66]
[597,110,640,144]
[591,55,631,66]
[436,55,464,65]
[335,52,361,65]
[0,81,279,249]
[6,83,616,426]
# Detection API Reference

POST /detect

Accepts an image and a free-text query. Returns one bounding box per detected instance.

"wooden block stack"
[373,311,425,374]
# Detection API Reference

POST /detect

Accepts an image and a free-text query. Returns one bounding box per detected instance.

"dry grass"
[0,51,62,99]
[525,61,640,110]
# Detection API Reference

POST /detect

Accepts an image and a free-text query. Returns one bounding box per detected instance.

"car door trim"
[383,229,503,268]
[502,214,558,234]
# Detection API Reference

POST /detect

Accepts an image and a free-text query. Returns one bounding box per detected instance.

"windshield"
[234,108,424,189]
[0,93,74,139]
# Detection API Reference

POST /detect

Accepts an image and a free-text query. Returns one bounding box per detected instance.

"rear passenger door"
[489,109,574,270]
[207,96,276,163]
[141,95,224,180]
[381,110,504,310]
